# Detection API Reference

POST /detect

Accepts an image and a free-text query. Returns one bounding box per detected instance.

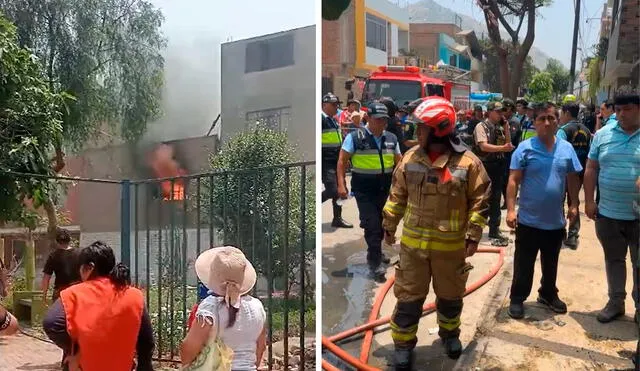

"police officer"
[473,101,514,245]
[322,93,353,228]
[337,102,402,271]
[501,98,521,209]
[382,97,491,368]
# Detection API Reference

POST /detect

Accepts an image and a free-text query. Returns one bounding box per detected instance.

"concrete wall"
[366,46,388,66]
[220,25,316,161]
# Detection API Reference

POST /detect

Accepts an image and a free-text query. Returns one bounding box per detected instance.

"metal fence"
[3,161,316,369]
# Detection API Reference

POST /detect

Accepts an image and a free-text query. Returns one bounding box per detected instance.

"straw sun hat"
[195,246,257,308]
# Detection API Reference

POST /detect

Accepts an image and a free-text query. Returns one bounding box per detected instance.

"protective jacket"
[321,113,342,166]
[349,128,398,193]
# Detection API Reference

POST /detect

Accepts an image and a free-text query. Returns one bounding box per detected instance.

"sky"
[416,0,605,68]
[143,0,315,142]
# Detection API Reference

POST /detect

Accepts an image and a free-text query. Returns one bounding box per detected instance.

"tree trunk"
[24,230,35,291]
[498,48,510,98]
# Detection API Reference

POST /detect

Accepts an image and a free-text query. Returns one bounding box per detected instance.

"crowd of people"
[0,228,267,371]
[321,91,639,370]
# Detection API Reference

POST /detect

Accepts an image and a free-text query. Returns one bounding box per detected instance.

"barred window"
[245,107,291,132]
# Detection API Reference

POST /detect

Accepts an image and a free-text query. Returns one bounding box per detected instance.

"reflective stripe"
[469,211,487,228]
[405,162,429,173]
[351,153,395,174]
[321,129,342,147]
[390,321,418,342]
[402,224,466,241]
[450,168,468,180]
[384,201,406,215]
[401,234,465,251]
[449,209,460,231]
[437,312,461,331]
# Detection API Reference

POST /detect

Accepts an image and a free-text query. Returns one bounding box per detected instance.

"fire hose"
[322,247,505,370]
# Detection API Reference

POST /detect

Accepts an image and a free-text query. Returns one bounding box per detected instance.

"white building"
[220,25,315,161]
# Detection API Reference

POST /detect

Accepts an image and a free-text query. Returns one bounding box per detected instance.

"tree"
[323,0,351,20]
[481,39,538,93]
[0,0,166,239]
[0,13,69,230]
[527,71,554,102]
[544,58,570,99]
[587,57,602,100]
[202,128,315,301]
[476,0,552,99]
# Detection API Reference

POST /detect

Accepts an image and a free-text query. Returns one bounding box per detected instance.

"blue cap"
[367,102,389,119]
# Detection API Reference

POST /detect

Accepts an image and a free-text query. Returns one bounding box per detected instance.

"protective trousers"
[390,244,469,349]
[354,190,388,262]
[321,165,342,221]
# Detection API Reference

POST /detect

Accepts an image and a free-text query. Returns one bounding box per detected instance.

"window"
[426,84,444,98]
[246,107,291,131]
[245,34,294,73]
[366,13,387,52]
[449,54,457,67]
[362,80,421,106]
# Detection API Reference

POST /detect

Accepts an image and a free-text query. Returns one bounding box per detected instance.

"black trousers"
[510,223,565,303]
[483,161,504,234]
[354,190,388,261]
[321,166,341,220]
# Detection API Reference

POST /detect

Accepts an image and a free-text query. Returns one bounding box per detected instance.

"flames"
[148,144,187,201]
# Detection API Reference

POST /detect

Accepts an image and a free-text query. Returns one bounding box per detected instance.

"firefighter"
[337,101,403,271]
[382,97,491,368]
[322,92,353,228]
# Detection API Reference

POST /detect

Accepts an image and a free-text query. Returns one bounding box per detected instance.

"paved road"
[0,333,61,370]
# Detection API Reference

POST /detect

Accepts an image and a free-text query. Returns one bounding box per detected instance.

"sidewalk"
[456,211,637,370]
[0,333,61,370]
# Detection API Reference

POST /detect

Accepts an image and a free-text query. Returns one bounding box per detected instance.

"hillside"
[408,0,553,69]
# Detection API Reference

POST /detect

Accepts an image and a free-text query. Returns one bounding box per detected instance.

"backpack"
[560,121,591,163]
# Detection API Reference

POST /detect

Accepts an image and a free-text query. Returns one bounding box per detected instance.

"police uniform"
[345,102,399,268]
[473,101,508,240]
[382,97,491,366]
[321,93,352,228]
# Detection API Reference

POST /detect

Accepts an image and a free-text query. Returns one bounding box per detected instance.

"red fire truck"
[360,65,471,110]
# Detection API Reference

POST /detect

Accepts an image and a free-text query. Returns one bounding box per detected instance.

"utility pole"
[569,0,581,93]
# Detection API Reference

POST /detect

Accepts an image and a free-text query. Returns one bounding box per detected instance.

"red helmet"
[411,96,456,137]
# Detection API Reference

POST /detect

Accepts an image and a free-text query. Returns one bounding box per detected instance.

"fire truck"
[360,65,471,110]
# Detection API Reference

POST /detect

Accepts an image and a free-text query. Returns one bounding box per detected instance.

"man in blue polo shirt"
[584,93,640,323]
[505,102,582,319]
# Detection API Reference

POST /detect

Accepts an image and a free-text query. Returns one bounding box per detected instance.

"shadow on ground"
[569,311,637,342]
[369,338,458,370]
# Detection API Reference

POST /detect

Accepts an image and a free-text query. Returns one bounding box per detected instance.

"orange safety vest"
[60,277,144,371]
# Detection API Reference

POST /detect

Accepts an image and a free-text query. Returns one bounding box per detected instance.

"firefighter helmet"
[562,94,577,104]
[411,96,456,137]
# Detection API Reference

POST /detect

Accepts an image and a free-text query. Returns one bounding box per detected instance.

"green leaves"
[527,71,554,102]
[0,12,65,226]
[544,58,570,98]
[322,0,351,21]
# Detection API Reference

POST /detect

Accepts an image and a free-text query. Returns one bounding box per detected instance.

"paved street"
[322,185,637,370]
[0,333,61,370]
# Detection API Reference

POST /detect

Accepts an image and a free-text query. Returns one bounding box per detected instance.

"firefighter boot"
[442,337,463,359]
[331,202,353,228]
[393,348,413,370]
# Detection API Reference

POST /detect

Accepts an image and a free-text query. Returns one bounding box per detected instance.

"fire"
[148,144,187,201]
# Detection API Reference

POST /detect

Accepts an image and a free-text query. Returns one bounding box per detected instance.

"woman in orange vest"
[43,241,154,371]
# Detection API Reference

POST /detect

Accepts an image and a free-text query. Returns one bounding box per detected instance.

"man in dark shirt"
[41,229,81,305]
[502,98,522,209]
[468,105,484,133]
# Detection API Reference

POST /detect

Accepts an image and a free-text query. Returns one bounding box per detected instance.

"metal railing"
[2,162,316,369]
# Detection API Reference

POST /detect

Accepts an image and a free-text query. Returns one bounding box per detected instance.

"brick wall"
[409,23,462,62]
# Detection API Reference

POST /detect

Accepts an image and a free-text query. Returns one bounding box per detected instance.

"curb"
[454,243,514,370]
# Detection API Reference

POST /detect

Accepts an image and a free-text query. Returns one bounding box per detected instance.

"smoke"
[143,36,222,144]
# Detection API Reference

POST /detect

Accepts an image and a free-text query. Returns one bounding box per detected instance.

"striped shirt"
[588,122,640,220]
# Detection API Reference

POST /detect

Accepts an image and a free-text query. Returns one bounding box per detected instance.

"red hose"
[323,247,504,369]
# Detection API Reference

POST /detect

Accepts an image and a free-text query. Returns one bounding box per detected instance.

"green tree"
[587,57,602,100]
[544,58,570,99]
[0,13,69,231]
[477,0,552,99]
[202,128,315,301]
[0,0,166,238]
[527,71,554,102]
[481,39,538,94]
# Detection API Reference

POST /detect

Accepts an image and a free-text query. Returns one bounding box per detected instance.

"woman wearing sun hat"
[181,246,267,370]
